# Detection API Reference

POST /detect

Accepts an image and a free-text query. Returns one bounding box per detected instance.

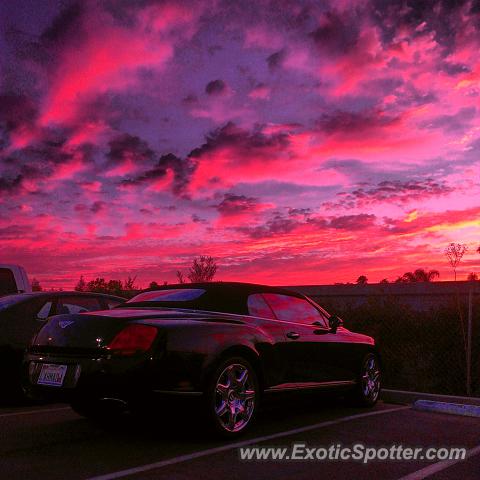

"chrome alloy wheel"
[361,355,381,402]
[214,363,256,433]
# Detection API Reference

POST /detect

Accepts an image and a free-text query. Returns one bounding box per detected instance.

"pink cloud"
[244,25,284,50]
[248,84,271,99]
[104,159,140,178]
[187,123,352,195]
[40,3,201,127]
[80,181,102,193]
[145,169,175,193]
[50,153,88,182]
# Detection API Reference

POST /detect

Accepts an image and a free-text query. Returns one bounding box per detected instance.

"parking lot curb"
[381,388,480,406]
[413,399,480,418]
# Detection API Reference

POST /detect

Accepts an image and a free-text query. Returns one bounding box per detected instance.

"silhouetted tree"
[31,278,42,291]
[398,268,440,283]
[356,275,368,285]
[149,281,160,289]
[106,279,123,296]
[467,272,478,281]
[123,276,138,291]
[75,275,87,292]
[77,276,139,297]
[187,256,218,283]
[445,243,467,281]
[86,278,109,293]
[176,271,186,284]
[380,278,389,284]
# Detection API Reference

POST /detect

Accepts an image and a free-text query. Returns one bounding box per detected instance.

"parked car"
[24,283,381,436]
[0,264,31,296]
[1,291,125,401]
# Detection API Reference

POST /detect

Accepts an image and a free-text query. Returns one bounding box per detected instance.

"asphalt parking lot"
[1,396,479,480]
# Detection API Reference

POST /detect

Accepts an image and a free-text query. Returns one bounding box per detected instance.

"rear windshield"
[122,286,247,315]
[127,289,206,303]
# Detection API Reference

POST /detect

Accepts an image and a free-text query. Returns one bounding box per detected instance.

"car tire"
[204,356,259,438]
[347,353,381,407]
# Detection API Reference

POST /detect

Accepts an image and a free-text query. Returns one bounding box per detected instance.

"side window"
[8,300,54,344]
[36,301,53,320]
[56,296,102,315]
[247,294,276,319]
[263,294,328,326]
[0,268,18,295]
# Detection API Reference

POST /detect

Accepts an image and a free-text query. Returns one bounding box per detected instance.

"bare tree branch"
[444,243,467,281]
[187,256,218,283]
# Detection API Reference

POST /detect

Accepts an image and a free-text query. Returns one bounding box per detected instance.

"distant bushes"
[74,276,139,298]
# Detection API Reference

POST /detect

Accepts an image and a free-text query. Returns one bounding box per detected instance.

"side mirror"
[328,314,343,333]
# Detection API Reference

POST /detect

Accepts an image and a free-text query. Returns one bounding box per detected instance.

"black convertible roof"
[127,282,306,315]
[152,282,302,295]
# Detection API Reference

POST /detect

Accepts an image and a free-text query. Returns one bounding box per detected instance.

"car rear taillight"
[107,324,157,356]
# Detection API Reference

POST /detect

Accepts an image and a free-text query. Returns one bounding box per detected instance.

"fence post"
[466,288,473,396]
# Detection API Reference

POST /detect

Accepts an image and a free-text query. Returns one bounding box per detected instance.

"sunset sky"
[1,0,479,288]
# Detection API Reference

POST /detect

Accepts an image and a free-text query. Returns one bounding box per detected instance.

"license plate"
[37,364,68,387]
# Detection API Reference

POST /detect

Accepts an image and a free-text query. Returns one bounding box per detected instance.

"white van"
[0,264,32,296]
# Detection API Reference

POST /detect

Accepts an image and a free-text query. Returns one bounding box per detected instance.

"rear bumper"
[23,351,199,405]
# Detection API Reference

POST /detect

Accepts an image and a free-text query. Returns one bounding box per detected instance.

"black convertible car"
[25,283,381,436]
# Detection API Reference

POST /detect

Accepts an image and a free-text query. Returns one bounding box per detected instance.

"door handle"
[286,331,300,340]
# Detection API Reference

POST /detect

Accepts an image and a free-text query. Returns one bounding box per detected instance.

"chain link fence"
[292,282,480,398]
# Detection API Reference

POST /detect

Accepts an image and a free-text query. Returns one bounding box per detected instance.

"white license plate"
[37,364,68,387]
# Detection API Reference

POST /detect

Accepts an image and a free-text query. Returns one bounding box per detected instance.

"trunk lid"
[29,307,245,353]
[31,313,132,353]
